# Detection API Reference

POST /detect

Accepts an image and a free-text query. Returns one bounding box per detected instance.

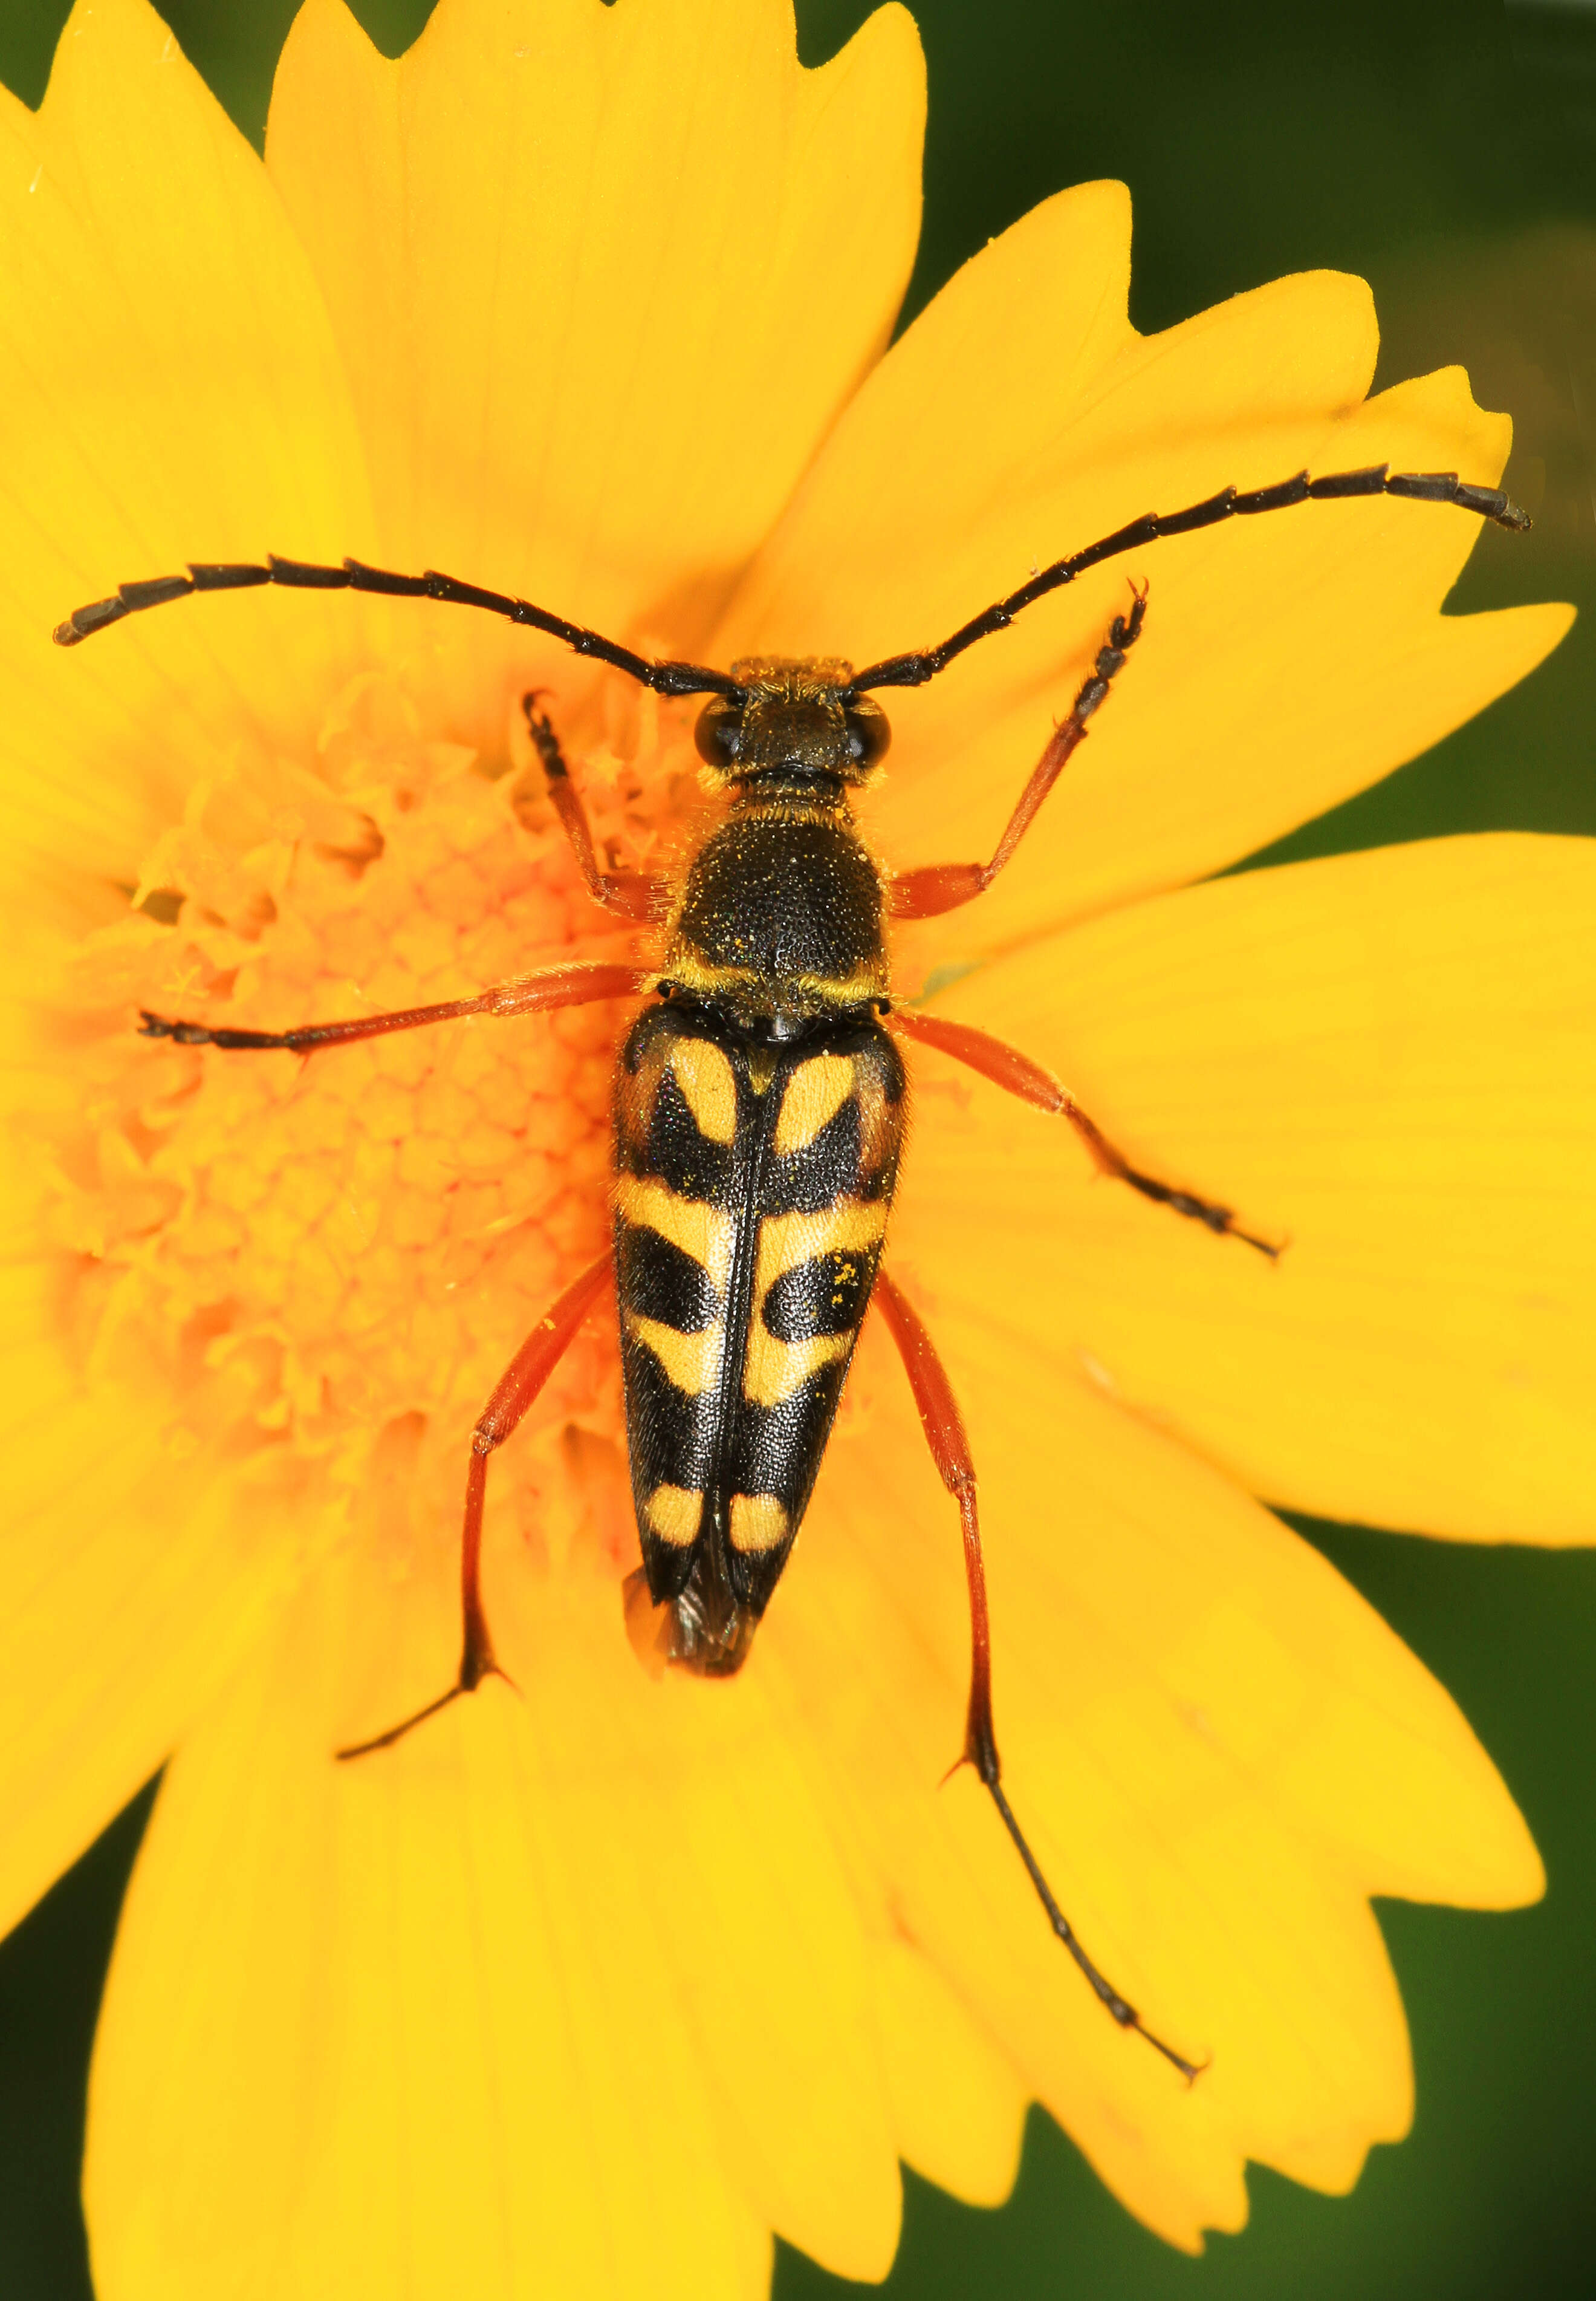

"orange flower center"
[46,666,709,1576]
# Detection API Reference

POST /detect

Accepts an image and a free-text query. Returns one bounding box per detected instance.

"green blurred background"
[1,0,1592,2293]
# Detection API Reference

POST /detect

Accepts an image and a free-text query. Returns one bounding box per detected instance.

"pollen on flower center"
[45,669,702,1573]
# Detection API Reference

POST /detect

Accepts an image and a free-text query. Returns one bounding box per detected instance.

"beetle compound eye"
[694,694,744,769]
[843,697,890,770]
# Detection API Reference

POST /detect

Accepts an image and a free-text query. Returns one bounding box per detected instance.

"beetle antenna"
[51,553,743,700]
[848,463,1530,692]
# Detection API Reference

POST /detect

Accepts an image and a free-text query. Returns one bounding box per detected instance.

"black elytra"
[65,460,1527,2081]
[614,997,904,1674]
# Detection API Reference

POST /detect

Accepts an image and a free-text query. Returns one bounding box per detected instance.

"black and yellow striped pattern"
[614,1000,904,1674]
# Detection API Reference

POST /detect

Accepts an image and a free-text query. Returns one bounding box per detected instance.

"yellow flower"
[0,0,1585,2292]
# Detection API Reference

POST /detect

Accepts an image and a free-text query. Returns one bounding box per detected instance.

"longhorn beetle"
[57,460,1527,2078]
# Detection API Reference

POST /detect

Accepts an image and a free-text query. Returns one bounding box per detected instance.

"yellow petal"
[266,0,924,747]
[767,1315,1540,2246]
[0,0,376,896]
[868,1934,1026,2208]
[897,832,1596,1538]
[87,1527,902,2296]
[0,1261,312,1942]
[8,10,1569,2288]
[718,183,1569,938]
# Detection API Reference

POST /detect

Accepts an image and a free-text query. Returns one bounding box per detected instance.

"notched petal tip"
[1365,360,1513,483]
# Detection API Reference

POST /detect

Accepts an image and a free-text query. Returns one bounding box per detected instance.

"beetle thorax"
[663,792,890,1023]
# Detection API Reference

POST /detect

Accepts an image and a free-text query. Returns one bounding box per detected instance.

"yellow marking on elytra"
[625,1311,725,1398]
[670,1038,738,1143]
[774,1053,855,1155]
[742,1324,851,1407]
[741,1200,887,1408]
[729,1494,789,1553]
[754,1201,887,1284]
[615,1038,669,1151]
[646,1484,705,1546]
[615,1176,735,1291]
[855,1058,898,1174]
